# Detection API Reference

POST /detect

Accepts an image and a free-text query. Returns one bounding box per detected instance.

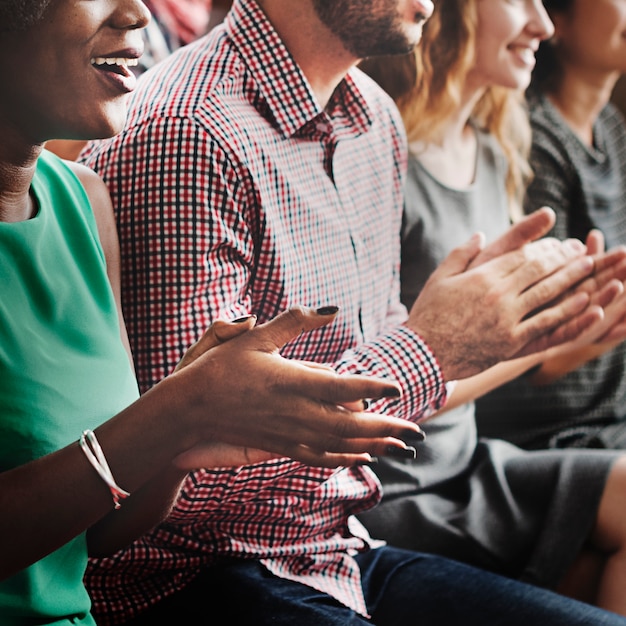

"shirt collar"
[224,0,373,139]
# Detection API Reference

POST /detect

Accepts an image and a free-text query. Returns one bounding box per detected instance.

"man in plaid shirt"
[79,0,626,624]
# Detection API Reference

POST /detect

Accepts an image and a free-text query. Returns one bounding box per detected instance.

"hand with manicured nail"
[170,306,422,470]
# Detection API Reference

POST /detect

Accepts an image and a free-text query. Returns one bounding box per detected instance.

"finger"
[585,229,605,256]
[600,320,626,344]
[213,315,257,342]
[591,279,624,309]
[295,362,399,410]
[470,207,556,267]
[174,316,257,372]
[518,299,602,356]
[252,305,341,353]
[519,254,594,313]
[295,369,402,406]
[230,398,421,453]
[301,406,423,451]
[297,360,337,373]
[584,248,626,294]
[274,435,420,468]
[339,399,427,443]
[592,292,626,343]
[555,249,626,312]
[282,447,377,468]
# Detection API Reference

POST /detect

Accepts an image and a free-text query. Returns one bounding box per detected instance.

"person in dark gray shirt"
[476,0,626,451]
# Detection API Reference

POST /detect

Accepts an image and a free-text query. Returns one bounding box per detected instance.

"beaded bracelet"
[79,429,130,510]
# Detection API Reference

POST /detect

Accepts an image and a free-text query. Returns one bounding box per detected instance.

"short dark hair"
[0,0,53,32]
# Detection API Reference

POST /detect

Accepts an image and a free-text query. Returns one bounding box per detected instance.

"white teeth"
[90,57,139,68]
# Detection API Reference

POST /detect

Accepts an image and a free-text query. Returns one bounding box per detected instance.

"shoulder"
[111,29,241,142]
[65,161,118,253]
[65,161,111,208]
[525,93,575,173]
[599,102,626,138]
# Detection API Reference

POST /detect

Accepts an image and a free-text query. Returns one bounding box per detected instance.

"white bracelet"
[79,429,130,510]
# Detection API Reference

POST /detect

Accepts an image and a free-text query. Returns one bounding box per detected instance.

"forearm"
[529,341,620,386]
[434,330,622,414]
[87,464,187,557]
[0,376,195,581]
[431,353,543,416]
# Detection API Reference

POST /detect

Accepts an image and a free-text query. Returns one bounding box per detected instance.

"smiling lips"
[90,57,139,93]
[91,57,139,72]
[508,44,537,68]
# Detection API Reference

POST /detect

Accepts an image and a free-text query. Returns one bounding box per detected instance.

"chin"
[92,114,127,140]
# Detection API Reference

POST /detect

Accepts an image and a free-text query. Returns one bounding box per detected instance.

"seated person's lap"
[122,547,626,626]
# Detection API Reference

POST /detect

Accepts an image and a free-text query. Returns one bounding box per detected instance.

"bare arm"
[73,162,133,360]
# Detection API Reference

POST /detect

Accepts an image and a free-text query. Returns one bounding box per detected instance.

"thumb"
[431,232,485,279]
[254,305,340,352]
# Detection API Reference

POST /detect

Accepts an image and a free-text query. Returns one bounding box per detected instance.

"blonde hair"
[361,0,532,221]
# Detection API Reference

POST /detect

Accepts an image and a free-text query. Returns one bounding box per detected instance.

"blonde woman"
[359,0,626,615]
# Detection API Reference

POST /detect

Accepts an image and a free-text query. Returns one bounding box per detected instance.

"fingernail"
[357,456,379,466]
[384,445,417,459]
[381,386,401,398]
[401,427,425,444]
[232,314,256,323]
[316,306,339,316]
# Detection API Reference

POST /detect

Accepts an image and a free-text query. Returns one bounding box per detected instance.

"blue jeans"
[123,547,626,625]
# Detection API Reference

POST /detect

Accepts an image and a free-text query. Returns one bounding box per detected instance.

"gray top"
[400,130,510,308]
[358,126,618,590]
[393,128,509,485]
[476,91,626,449]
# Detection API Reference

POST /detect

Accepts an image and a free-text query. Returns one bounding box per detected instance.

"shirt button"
[316,122,330,133]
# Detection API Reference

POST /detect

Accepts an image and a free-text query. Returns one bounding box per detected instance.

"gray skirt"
[358,435,621,590]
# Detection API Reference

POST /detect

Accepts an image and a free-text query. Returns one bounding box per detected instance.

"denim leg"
[122,560,370,626]
[359,547,626,626]
[123,549,626,626]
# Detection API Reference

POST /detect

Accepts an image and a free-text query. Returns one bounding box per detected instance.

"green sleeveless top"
[0,150,139,625]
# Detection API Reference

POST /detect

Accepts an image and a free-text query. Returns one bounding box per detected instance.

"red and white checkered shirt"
[80,0,447,622]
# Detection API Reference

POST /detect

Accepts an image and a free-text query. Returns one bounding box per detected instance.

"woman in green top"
[0,1,422,623]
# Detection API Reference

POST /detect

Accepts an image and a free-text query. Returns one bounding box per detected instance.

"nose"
[414,0,434,20]
[528,0,555,41]
[112,0,152,30]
